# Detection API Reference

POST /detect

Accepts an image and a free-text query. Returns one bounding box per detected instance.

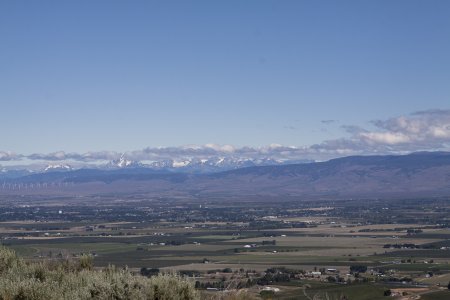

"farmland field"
[0,196,449,298]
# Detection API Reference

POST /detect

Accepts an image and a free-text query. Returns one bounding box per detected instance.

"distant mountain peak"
[109,154,143,168]
[3,152,450,199]
[144,156,311,173]
[172,160,191,168]
[44,164,73,172]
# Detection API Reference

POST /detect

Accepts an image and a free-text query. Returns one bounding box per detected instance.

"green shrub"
[0,246,199,300]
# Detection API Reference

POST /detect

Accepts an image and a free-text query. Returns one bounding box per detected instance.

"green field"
[421,290,450,300]
[1,198,450,299]
[272,282,393,300]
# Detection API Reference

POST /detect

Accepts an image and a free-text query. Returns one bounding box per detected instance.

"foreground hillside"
[0,247,199,300]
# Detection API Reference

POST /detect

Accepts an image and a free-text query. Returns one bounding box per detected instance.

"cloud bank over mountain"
[0,151,21,161]
[340,109,450,153]
[2,110,450,165]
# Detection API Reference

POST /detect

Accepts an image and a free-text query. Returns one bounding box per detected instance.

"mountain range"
[0,156,312,177]
[2,152,450,199]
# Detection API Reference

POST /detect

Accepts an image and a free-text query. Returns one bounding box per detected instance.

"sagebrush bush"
[0,247,199,300]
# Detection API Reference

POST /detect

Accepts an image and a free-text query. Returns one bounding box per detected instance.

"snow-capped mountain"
[44,164,73,172]
[3,152,450,200]
[148,159,174,169]
[1,156,313,178]
[107,154,144,169]
[144,157,313,173]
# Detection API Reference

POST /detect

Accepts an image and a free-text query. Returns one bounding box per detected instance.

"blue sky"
[1,1,450,163]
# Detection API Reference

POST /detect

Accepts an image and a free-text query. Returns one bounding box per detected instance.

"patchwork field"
[0,196,449,299]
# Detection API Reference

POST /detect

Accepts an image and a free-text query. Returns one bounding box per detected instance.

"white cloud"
[27,151,120,162]
[2,109,450,165]
[359,132,411,145]
[0,151,20,161]
[306,109,450,156]
[204,144,235,153]
[359,109,450,149]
